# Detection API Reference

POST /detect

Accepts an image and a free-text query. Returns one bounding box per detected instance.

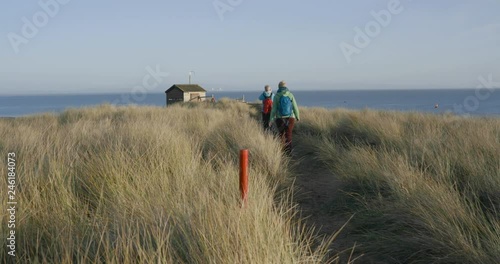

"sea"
[0,89,499,117]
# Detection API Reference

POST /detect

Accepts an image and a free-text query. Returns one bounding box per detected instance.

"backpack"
[279,95,293,116]
[263,94,273,114]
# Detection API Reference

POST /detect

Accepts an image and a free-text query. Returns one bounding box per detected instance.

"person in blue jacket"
[269,81,300,154]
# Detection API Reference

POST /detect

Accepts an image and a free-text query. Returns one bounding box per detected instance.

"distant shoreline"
[2,89,499,117]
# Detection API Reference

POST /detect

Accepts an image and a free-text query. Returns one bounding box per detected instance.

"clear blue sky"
[1,0,499,94]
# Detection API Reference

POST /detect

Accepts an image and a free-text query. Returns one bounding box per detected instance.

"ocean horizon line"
[0,87,496,97]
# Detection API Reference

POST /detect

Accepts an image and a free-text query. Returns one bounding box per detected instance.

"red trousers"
[275,118,295,153]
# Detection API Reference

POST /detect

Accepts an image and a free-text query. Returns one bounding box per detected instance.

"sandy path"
[291,139,360,263]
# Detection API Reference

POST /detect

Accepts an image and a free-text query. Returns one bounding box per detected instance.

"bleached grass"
[0,102,331,263]
[296,108,500,263]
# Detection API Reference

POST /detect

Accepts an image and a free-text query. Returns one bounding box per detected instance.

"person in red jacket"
[258,85,275,130]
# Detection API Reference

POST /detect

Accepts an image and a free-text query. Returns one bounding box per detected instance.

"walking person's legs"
[284,118,296,153]
[262,113,271,130]
[275,118,287,146]
[275,118,295,154]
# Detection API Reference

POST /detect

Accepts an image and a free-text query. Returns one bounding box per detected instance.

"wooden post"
[239,149,249,206]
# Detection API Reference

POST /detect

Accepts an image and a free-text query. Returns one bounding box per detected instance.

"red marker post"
[239,149,249,206]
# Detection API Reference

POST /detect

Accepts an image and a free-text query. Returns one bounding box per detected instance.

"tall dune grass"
[296,108,500,263]
[0,102,330,263]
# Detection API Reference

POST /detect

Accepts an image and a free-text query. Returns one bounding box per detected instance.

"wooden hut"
[165,84,207,106]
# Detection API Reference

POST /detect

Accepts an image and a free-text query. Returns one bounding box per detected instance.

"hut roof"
[165,84,206,93]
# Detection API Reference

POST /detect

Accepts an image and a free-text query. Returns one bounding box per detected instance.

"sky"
[1,0,499,94]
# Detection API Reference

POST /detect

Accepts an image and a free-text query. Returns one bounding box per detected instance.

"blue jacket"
[259,91,274,101]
